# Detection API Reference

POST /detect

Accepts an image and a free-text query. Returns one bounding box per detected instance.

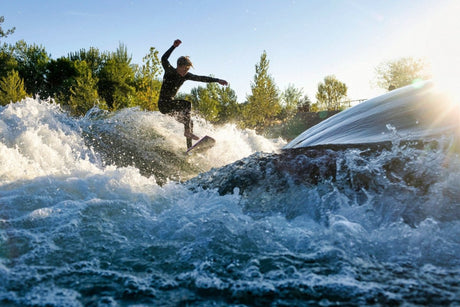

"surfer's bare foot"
[184,131,199,140]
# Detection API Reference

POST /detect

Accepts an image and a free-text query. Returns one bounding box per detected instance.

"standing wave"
[0,97,459,306]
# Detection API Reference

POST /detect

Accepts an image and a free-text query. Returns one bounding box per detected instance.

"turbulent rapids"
[0,81,459,306]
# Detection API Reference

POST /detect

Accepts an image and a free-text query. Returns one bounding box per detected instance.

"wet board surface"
[186,135,216,154]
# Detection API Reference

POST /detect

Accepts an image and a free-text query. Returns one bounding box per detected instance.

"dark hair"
[177,56,193,67]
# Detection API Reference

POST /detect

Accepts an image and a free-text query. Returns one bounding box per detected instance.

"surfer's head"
[177,56,193,67]
[177,56,193,76]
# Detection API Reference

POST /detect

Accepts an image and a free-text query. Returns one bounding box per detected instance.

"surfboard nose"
[186,135,216,154]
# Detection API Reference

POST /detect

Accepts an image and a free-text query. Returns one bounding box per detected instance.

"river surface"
[1,81,459,306]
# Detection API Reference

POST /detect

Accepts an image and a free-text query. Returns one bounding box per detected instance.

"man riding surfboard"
[157,39,228,148]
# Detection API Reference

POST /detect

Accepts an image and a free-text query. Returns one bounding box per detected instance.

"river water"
[1,82,459,306]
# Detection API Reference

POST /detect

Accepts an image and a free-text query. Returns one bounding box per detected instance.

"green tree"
[0,43,18,78]
[375,57,431,90]
[190,82,220,122]
[0,16,15,39]
[12,40,50,97]
[43,57,78,101]
[316,75,348,111]
[68,60,104,116]
[216,85,239,123]
[134,47,163,111]
[68,47,104,77]
[189,82,239,124]
[98,43,135,110]
[243,51,281,129]
[297,94,312,112]
[280,84,303,120]
[0,17,17,80]
[0,70,27,105]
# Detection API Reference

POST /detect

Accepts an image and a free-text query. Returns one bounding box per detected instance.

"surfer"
[158,39,228,148]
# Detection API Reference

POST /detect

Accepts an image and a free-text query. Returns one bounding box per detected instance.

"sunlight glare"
[425,0,460,100]
[390,0,460,100]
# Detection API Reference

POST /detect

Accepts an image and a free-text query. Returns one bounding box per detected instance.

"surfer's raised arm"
[161,39,182,70]
[173,39,181,48]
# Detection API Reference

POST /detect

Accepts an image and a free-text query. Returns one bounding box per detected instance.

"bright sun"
[416,0,460,97]
[389,0,460,98]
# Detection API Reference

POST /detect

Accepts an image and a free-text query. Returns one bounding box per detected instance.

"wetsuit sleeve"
[186,73,220,83]
[161,45,175,70]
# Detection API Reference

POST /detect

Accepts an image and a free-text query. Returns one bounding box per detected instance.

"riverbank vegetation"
[0,16,430,138]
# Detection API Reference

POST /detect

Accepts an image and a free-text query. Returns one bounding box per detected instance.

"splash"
[0,95,458,306]
[0,98,103,183]
[0,98,285,184]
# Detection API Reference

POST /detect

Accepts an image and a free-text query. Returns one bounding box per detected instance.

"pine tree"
[0,70,27,105]
[68,47,103,77]
[68,61,104,116]
[98,43,135,110]
[0,44,18,79]
[0,16,15,39]
[244,51,280,130]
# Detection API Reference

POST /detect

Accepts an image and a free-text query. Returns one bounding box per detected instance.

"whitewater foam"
[0,99,284,185]
[0,97,459,306]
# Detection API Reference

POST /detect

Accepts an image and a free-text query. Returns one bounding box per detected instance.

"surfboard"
[186,135,216,154]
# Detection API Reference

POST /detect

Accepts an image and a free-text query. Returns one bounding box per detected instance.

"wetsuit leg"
[186,120,194,148]
[158,99,194,148]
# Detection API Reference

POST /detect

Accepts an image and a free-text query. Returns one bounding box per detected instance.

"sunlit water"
[1,84,459,306]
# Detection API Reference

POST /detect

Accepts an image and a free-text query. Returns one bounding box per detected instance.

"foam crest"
[188,118,286,168]
[0,99,103,183]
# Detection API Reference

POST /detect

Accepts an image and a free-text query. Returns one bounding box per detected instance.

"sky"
[2,0,460,103]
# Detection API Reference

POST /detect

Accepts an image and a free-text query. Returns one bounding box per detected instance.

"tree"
[316,75,348,111]
[375,57,431,90]
[216,85,239,123]
[280,84,303,119]
[0,70,27,105]
[134,47,163,111]
[297,94,312,113]
[68,47,104,77]
[98,43,135,110]
[243,51,281,129]
[68,60,104,116]
[12,40,50,97]
[43,57,78,101]
[190,82,221,122]
[0,16,15,39]
[189,82,239,124]
[0,43,18,78]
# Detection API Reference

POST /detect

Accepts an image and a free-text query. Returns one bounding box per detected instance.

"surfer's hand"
[218,79,228,86]
[173,39,182,47]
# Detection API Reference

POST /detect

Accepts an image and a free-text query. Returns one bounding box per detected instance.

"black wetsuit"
[158,45,220,147]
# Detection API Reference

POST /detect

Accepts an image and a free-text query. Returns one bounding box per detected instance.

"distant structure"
[340,99,368,108]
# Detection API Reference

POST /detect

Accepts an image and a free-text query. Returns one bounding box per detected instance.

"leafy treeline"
[0,16,431,132]
[0,41,163,113]
[0,39,314,131]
